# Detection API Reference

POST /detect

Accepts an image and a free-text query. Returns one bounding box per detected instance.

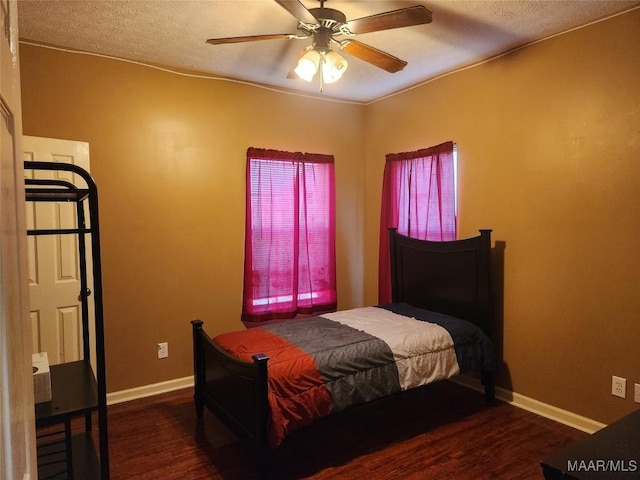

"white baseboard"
[107,375,194,405]
[451,375,606,434]
[106,373,606,434]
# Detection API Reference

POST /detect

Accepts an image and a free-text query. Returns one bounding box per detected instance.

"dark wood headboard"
[389,228,492,337]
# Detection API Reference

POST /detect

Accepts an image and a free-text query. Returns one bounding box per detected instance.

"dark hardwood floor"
[100,381,586,479]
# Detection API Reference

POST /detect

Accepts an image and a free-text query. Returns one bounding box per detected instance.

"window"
[242,148,337,322]
[378,141,457,303]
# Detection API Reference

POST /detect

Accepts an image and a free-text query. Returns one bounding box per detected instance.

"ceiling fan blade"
[206,34,296,45]
[341,40,407,73]
[274,0,318,24]
[345,5,432,35]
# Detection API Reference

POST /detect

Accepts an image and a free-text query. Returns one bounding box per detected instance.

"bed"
[191,228,495,473]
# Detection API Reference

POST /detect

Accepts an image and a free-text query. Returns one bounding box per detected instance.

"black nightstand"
[541,409,640,479]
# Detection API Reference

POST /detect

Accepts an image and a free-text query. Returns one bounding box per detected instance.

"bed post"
[478,229,495,402]
[191,320,205,418]
[252,353,270,478]
[482,370,495,402]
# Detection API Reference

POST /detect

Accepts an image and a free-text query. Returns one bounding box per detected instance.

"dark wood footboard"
[191,320,270,470]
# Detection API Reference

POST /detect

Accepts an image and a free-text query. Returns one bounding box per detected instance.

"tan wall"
[20,45,365,392]
[364,10,640,424]
[20,8,640,424]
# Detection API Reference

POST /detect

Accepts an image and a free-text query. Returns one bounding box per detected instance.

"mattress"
[214,302,494,447]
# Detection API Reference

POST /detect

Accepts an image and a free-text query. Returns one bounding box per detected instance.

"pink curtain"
[378,141,457,303]
[242,148,337,322]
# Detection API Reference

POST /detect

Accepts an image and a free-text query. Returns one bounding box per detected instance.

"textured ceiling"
[17,0,640,103]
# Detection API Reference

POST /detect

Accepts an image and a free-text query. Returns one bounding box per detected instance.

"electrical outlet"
[635,383,640,404]
[611,376,626,398]
[157,342,168,359]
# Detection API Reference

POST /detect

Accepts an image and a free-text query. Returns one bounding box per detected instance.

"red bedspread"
[215,326,333,447]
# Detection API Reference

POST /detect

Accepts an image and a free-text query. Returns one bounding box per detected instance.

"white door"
[23,136,93,367]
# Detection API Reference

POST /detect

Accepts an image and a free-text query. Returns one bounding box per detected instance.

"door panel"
[23,136,91,365]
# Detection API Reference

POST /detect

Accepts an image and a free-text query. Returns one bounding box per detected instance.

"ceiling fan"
[206,0,432,85]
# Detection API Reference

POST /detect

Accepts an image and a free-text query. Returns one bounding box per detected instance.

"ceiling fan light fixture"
[294,49,321,82]
[207,3,435,89]
[321,50,348,84]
